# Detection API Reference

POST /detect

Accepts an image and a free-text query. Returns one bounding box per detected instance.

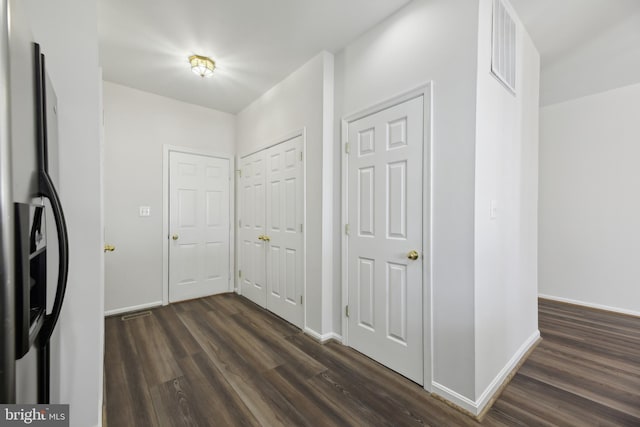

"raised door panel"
[386,262,407,344]
[387,161,407,240]
[358,167,375,237]
[357,257,375,331]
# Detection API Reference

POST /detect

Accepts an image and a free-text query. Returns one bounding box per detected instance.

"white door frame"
[235,128,307,329]
[341,83,432,390]
[162,145,235,306]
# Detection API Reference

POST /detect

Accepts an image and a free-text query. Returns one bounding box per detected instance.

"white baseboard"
[432,329,540,416]
[431,381,477,414]
[104,301,163,317]
[325,332,343,343]
[304,327,343,344]
[539,294,640,318]
[475,330,540,413]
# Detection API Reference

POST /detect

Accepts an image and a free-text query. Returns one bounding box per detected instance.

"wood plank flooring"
[104,295,640,426]
[486,299,640,426]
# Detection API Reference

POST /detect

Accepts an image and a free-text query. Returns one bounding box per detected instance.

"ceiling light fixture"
[189,54,215,78]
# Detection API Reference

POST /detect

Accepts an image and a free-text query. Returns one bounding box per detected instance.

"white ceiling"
[510,0,640,106]
[98,0,411,113]
[100,0,640,110]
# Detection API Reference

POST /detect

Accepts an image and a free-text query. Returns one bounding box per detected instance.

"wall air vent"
[491,0,517,93]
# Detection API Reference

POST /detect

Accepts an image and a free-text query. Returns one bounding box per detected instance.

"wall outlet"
[139,206,151,217]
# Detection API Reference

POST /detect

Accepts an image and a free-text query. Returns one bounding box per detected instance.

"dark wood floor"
[104,295,640,426]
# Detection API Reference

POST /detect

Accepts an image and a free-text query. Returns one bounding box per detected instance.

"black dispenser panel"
[14,202,47,359]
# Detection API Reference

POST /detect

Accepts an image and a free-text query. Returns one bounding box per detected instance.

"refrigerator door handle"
[38,170,69,343]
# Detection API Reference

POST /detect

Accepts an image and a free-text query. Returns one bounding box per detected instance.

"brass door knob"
[258,235,264,241]
[172,234,179,241]
[262,235,271,242]
[104,244,116,253]
[407,250,419,260]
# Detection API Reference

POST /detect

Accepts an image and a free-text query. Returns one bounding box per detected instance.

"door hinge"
[236,169,242,177]
[345,305,350,318]
[299,224,303,233]
[300,295,303,305]
[239,269,242,278]
[239,219,242,228]
[345,224,350,236]
[345,142,350,154]
[299,152,303,161]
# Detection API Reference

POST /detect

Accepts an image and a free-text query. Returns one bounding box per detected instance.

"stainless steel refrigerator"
[0,0,69,404]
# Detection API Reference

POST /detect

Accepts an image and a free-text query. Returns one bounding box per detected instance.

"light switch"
[490,200,497,220]
[139,206,151,217]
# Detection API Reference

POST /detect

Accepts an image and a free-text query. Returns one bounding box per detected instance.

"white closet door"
[169,152,230,302]
[239,151,267,307]
[347,96,424,384]
[265,136,304,328]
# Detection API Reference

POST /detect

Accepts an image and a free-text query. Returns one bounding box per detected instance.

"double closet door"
[238,136,304,328]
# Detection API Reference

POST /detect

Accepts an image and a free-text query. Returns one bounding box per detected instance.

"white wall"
[335,0,540,411]
[473,0,539,404]
[103,82,235,313]
[539,82,640,316]
[235,52,334,335]
[336,0,480,400]
[25,0,104,425]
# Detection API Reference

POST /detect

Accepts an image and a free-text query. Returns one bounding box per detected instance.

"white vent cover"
[491,0,516,93]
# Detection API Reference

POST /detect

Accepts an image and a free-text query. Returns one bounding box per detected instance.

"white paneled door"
[239,136,304,328]
[265,137,304,327]
[347,96,424,384]
[238,151,267,307]
[169,152,230,303]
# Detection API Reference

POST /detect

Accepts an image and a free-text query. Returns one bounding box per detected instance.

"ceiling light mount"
[189,54,215,78]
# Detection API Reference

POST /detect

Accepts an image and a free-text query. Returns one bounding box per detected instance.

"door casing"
[162,145,235,305]
[341,84,433,390]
